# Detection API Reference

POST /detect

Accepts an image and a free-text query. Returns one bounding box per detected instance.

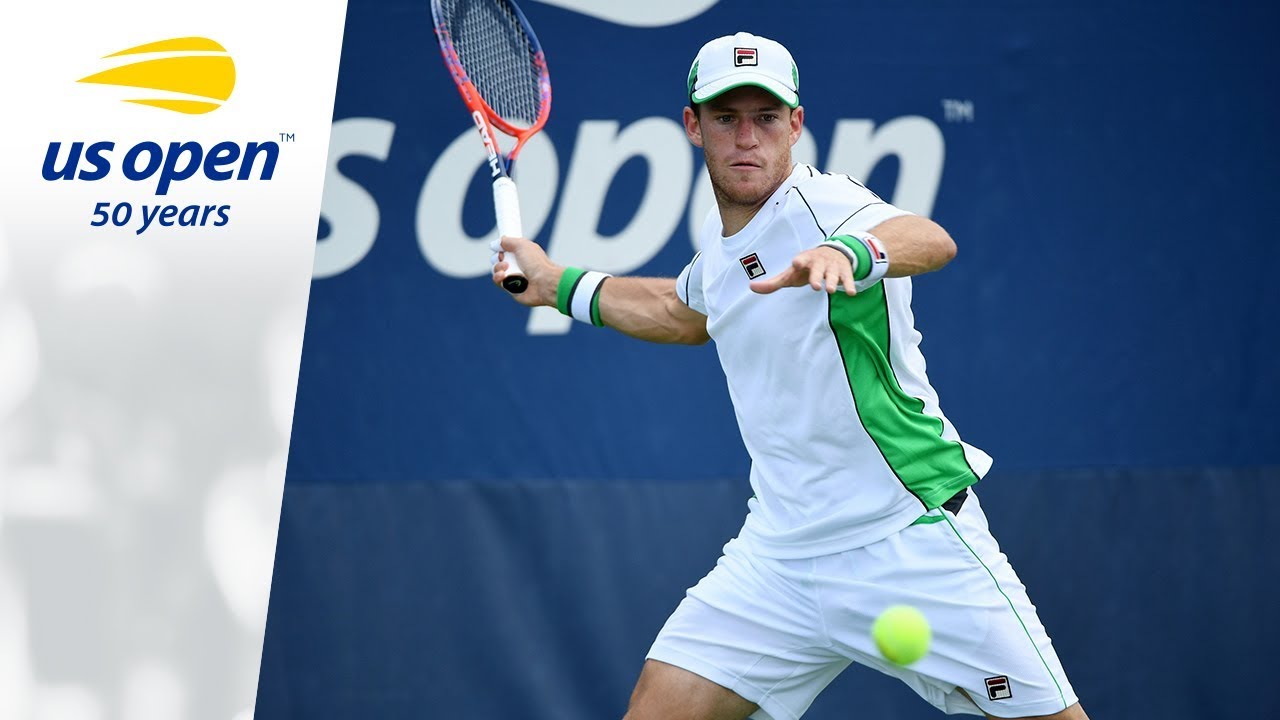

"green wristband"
[830,235,873,281]
[556,267,587,316]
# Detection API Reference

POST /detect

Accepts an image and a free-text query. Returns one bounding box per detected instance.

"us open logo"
[740,253,765,279]
[40,36,286,236]
[734,47,758,67]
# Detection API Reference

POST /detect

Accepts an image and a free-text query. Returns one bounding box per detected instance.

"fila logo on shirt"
[984,675,1013,701]
[739,253,765,279]
[734,47,758,66]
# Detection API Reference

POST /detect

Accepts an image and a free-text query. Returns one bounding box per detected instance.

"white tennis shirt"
[676,164,992,558]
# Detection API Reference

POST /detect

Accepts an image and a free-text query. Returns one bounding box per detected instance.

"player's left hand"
[750,246,856,296]
[491,235,561,308]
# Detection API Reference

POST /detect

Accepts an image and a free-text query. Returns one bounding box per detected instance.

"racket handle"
[493,177,528,294]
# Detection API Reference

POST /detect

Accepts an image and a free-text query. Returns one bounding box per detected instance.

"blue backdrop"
[257,1,1280,718]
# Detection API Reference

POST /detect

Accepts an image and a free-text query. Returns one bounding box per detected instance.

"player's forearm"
[870,215,957,278]
[597,276,710,345]
[498,237,707,343]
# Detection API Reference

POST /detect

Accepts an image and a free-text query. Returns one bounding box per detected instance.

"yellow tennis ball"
[872,605,931,666]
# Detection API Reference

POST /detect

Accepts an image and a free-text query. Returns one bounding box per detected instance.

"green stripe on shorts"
[942,512,1068,710]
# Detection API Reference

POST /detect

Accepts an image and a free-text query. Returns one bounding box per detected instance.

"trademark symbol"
[279,132,296,142]
[941,99,974,123]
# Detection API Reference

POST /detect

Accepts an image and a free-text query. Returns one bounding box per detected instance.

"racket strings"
[441,0,544,128]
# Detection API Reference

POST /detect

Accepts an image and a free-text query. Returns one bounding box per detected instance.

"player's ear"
[683,105,704,148]
[789,105,804,147]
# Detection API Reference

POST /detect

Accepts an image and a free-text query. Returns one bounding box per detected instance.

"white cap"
[687,32,799,109]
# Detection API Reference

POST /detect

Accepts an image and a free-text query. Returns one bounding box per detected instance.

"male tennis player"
[493,31,1087,720]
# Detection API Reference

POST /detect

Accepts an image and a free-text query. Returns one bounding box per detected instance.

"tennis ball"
[872,605,931,666]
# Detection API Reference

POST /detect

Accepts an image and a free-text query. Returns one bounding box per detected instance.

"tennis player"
[493,31,1087,720]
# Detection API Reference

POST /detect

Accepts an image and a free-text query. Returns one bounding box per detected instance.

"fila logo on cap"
[740,253,765,279]
[688,33,799,108]
[984,676,1013,701]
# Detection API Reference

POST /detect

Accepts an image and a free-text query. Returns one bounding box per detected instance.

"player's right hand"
[491,235,561,308]
[749,245,857,296]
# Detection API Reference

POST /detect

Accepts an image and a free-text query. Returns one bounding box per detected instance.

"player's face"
[684,86,804,211]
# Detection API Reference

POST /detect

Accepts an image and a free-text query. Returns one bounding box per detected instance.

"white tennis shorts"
[647,491,1077,719]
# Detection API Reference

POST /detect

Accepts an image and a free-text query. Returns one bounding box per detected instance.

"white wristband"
[819,232,890,291]
[853,233,889,292]
[568,271,611,326]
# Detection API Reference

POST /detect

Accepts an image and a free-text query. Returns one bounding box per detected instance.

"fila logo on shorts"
[740,253,766,279]
[985,675,1013,701]
[734,47,758,66]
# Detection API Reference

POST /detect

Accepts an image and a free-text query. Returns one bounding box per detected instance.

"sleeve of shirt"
[796,173,914,240]
[675,251,707,315]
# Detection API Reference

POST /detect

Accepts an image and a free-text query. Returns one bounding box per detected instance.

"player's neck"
[717,200,768,237]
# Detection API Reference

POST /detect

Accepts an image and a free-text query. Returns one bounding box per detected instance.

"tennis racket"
[430,0,551,294]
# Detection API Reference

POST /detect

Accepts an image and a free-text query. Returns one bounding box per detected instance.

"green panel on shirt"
[827,284,978,508]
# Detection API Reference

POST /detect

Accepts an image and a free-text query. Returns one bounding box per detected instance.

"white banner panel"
[0,2,347,718]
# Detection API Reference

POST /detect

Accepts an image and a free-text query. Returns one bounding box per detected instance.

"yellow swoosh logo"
[78,37,236,114]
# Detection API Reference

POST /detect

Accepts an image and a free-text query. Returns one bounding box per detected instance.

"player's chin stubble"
[706,154,789,211]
